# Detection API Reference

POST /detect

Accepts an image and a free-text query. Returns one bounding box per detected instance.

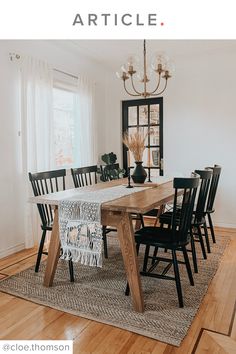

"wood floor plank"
[0,297,40,336]
[73,322,115,352]
[0,247,37,271]
[35,313,91,340]
[3,254,46,276]
[195,330,236,354]
[0,226,235,354]
[151,342,168,354]
[125,335,160,354]
[116,333,139,354]
[95,327,133,354]
[209,332,236,353]
[2,305,63,339]
[229,303,236,340]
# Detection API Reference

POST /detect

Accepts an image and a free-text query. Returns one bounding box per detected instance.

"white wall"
[163,49,236,227]
[0,40,108,258]
[104,44,236,228]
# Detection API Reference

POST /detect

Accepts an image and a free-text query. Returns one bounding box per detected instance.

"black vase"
[131,161,147,183]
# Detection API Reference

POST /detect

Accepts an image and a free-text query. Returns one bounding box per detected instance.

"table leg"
[134,218,142,231]
[117,212,144,312]
[43,208,61,287]
[154,204,166,227]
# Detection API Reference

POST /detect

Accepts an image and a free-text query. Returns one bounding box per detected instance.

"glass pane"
[130,151,135,168]
[150,104,160,125]
[143,127,149,146]
[128,106,137,126]
[53,88,75,167]
[126,127,137,166]
[150,168,160,181]
[127,126,138,137]
[146,147,152,167]
[139,105,148,125]
[149,126,160,145]
[151,148,160,167]
[142,148,148,166]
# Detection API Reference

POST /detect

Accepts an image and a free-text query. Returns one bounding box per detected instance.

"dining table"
[29,177,176,313]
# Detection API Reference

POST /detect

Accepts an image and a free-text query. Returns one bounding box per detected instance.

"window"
[53,87,79,168]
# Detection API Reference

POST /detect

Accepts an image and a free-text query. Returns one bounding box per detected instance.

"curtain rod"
[53,68,78,80]
[9,53,78,80]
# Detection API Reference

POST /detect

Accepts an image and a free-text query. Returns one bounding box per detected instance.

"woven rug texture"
[0,234,229,346]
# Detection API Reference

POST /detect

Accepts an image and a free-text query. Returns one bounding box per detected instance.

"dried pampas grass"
[123,129,148,162]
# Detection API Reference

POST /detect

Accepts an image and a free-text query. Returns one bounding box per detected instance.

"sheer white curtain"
[21,56,54,248]
[75,76,97,166]
[20,62,97,248]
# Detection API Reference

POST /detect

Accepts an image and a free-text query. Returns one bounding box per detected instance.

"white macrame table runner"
[59,185,149,267]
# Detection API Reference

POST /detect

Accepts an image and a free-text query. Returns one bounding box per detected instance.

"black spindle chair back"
[29,169,66,227]
[71,165,98,187]
[194,169,213,222]
[171,175,199,242]
[206,165,221,213]
[29,169,68,274]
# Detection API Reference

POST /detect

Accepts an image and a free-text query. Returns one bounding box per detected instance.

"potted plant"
[98,152,125,181]
[123,129,148,183]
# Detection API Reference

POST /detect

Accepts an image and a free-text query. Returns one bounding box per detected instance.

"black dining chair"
[71,165,109,259]
[205,165,222,244]
[29,169,74,281]
[192,169,213,257]
[71,165,98,187]
[159,169,213,272]
[125,174,200,308]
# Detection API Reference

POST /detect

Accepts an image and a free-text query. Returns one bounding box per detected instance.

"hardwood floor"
[0,226,236,353]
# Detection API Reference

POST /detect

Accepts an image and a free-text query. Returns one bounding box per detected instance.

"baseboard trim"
[0,243,25,259]
[215,223,236,229]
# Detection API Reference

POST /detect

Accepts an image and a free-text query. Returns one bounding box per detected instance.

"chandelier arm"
[123,80,141,97]
[150,79,168,96]
[130,75,142,95]
[149,73,161,94]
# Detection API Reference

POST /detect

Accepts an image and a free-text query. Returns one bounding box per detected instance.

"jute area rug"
[0,234,229,346]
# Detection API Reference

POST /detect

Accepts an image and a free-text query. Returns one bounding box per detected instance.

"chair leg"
[69,259,74,282]
[197,226,207,260]
[102,226,108,259]
[143,245,150,272]
[190,229,198,273]
[125,243,140,296]
[125,282,130,296]
[182,246,194,286]
[152,246,158,265]
[35,229,47,272]
[172,249,184,308]
[208,213,216,243]
[139,214,145,228]
[203,222,211,253]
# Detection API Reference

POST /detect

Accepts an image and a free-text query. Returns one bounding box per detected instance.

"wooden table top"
[29,177,174,214]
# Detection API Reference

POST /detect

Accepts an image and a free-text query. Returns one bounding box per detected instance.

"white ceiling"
[52,40,236,71]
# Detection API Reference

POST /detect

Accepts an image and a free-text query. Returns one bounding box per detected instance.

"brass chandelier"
[116,40,173,98]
